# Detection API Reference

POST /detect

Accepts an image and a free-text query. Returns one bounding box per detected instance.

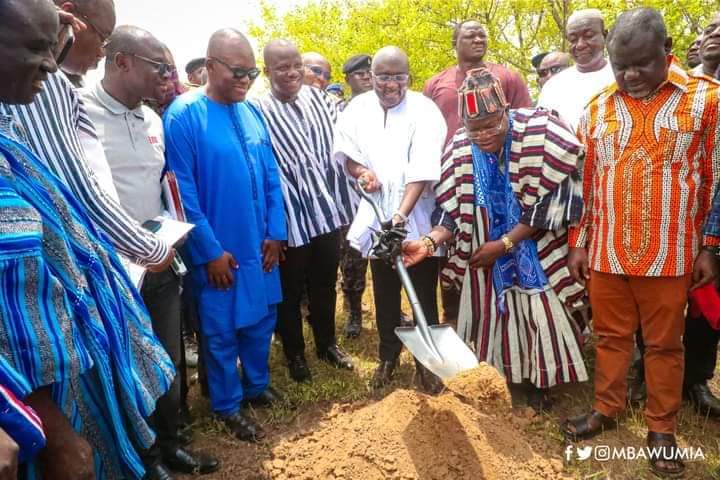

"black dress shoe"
[287,355,312,383]
[163,446,220,475]
[686,383,720,418]
[415,362,444,395]
[344,311,362,338]
[219,412,266,442]
[144,462,175,480]
[371,360,397,389]
[243,386,284,408]
[318,345,354,370]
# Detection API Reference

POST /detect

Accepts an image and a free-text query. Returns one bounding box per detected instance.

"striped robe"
[436,108,589,388]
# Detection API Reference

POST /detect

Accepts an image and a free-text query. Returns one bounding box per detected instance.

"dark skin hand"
[146,247,176,273]
[207,251,238,290]
[568,247,590,285]
[691,249,719,290]
[262,239,283,272]
[0,427,18,480]
[469,223,537,269]
[26,388,94,480]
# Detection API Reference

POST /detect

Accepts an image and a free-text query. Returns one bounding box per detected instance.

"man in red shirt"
[424,20,532,147]
[423,19,532,328]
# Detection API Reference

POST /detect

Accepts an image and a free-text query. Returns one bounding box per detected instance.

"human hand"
[469,240,505,269]
[567,247,590,286]
[147,248,176,273]
[0,428,18,480]
[262,240,283,272]
[691,248,719,290]
[56,8,86,32]
[402,240,430,267]
[206,251,238,290]
[358,170,381,193]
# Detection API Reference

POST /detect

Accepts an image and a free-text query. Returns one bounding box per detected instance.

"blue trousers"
[202,305,276,416]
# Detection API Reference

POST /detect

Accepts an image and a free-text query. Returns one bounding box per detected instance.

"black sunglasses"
[537,65,566,78]
[208,57,260,80]
[125,53,175,77]
[306,64,331,81]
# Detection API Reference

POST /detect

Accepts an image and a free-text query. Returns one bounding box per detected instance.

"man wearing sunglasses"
[537,9,614,131]
[536,51,571,89]
[334,46,447,393]
[165,29,286,445]
[302,51,332,90]
[81,26,219,480]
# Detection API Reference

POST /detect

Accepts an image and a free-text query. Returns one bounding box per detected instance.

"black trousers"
[140,270,183,462]
[277,230,341,359]
[370,257,439,362]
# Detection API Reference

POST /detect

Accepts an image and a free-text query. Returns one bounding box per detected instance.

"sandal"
[561,410,616,442]
[647,432,685,478]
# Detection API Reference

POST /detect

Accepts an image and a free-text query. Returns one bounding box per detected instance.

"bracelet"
[501,234,514,253]
[421,235,436,257]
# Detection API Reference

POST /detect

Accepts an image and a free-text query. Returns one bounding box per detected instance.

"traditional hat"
[457,68,508,120]
[342,54,372,74]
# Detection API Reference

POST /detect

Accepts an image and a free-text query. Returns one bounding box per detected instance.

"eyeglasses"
[372,73,410,84]
[208,57,261,80]
[126,53,176,77]
[468,110,507,141]
[305,65,331,81]
[537,65,566,78]
[71,3,112,48]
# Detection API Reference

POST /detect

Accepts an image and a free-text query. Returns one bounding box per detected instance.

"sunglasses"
[305,65,331,81]
[209,57,260,80]
[537,65,566,78]
[372,73,410,84]
[125,53,175,77]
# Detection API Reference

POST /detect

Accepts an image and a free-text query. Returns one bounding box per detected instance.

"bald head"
[302,52,330,70]
[105,25,165,67]
[0,0,59,104]
[207,28,253,60]
[537,51,571,88]
[371,46,409,74]
[301,51,331,89]
[54,0,116,75]
[264,39,299,66]
[607,8,668,51]
[567,9,604,32]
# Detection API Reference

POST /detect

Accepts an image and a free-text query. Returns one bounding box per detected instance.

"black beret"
[185,57,206,75]
[342,54,372,74]
[531,52,548,69]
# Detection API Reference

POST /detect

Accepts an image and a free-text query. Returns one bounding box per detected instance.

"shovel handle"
[356,178,386,223]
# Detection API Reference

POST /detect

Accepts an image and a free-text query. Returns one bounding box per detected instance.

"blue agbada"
[0,117,174,479]
[163,90,286,336]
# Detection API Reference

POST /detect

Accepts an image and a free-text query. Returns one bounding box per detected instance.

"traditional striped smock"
[255,86,353,247]
[436,108,589,388]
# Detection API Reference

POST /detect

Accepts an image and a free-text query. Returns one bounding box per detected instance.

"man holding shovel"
[403,68,589,412]
[334,46,447,392]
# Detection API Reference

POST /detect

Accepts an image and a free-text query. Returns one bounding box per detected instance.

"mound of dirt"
[266,364,566,480]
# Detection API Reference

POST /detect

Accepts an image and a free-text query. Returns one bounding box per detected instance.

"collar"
[606,55,689,97]
[92,81,145,119]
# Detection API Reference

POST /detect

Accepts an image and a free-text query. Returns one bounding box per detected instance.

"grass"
[183,281,720,480]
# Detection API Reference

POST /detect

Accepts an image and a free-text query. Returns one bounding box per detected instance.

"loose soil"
[264,364,565,480]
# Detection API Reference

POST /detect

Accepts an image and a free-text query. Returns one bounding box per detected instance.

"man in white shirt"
[334,46,446,392]
[82,26,218,480]
[537,9,615,131]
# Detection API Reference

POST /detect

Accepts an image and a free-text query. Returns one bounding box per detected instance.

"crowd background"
[249,0,716,92]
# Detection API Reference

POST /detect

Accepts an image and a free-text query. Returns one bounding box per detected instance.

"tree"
[248,0,716,92]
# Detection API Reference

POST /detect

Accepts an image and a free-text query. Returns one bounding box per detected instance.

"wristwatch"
[501,234,514,253]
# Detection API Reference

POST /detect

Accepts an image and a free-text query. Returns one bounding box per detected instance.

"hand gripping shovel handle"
[355,179,443,359]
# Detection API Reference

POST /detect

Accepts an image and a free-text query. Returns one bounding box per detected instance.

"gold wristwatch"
[501,234,514,253]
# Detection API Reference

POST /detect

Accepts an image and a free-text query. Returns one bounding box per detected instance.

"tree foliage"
[248,0,716,92]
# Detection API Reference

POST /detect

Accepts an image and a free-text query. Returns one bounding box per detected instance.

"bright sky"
[87,0,306,83]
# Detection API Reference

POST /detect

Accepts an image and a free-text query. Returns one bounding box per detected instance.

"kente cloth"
[436,108,588,387]
[0,118,173,479]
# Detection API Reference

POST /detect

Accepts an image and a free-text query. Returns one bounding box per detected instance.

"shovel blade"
[395,324,479,380]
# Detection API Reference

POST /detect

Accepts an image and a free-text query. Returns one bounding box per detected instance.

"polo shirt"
[82,82,165,224]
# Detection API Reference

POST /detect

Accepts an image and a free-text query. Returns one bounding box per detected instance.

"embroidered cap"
[458,68,508,120]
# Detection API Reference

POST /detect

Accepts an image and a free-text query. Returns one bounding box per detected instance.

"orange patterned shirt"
[569,58,720,276]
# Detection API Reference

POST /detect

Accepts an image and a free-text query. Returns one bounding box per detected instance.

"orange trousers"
[589,271,691,433]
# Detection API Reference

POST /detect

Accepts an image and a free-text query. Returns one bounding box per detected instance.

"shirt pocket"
[657,113,702,165]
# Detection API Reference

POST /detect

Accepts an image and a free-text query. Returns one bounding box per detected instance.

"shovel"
[356,181,478,380]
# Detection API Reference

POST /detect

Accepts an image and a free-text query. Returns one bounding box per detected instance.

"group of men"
[0,0,719,479]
